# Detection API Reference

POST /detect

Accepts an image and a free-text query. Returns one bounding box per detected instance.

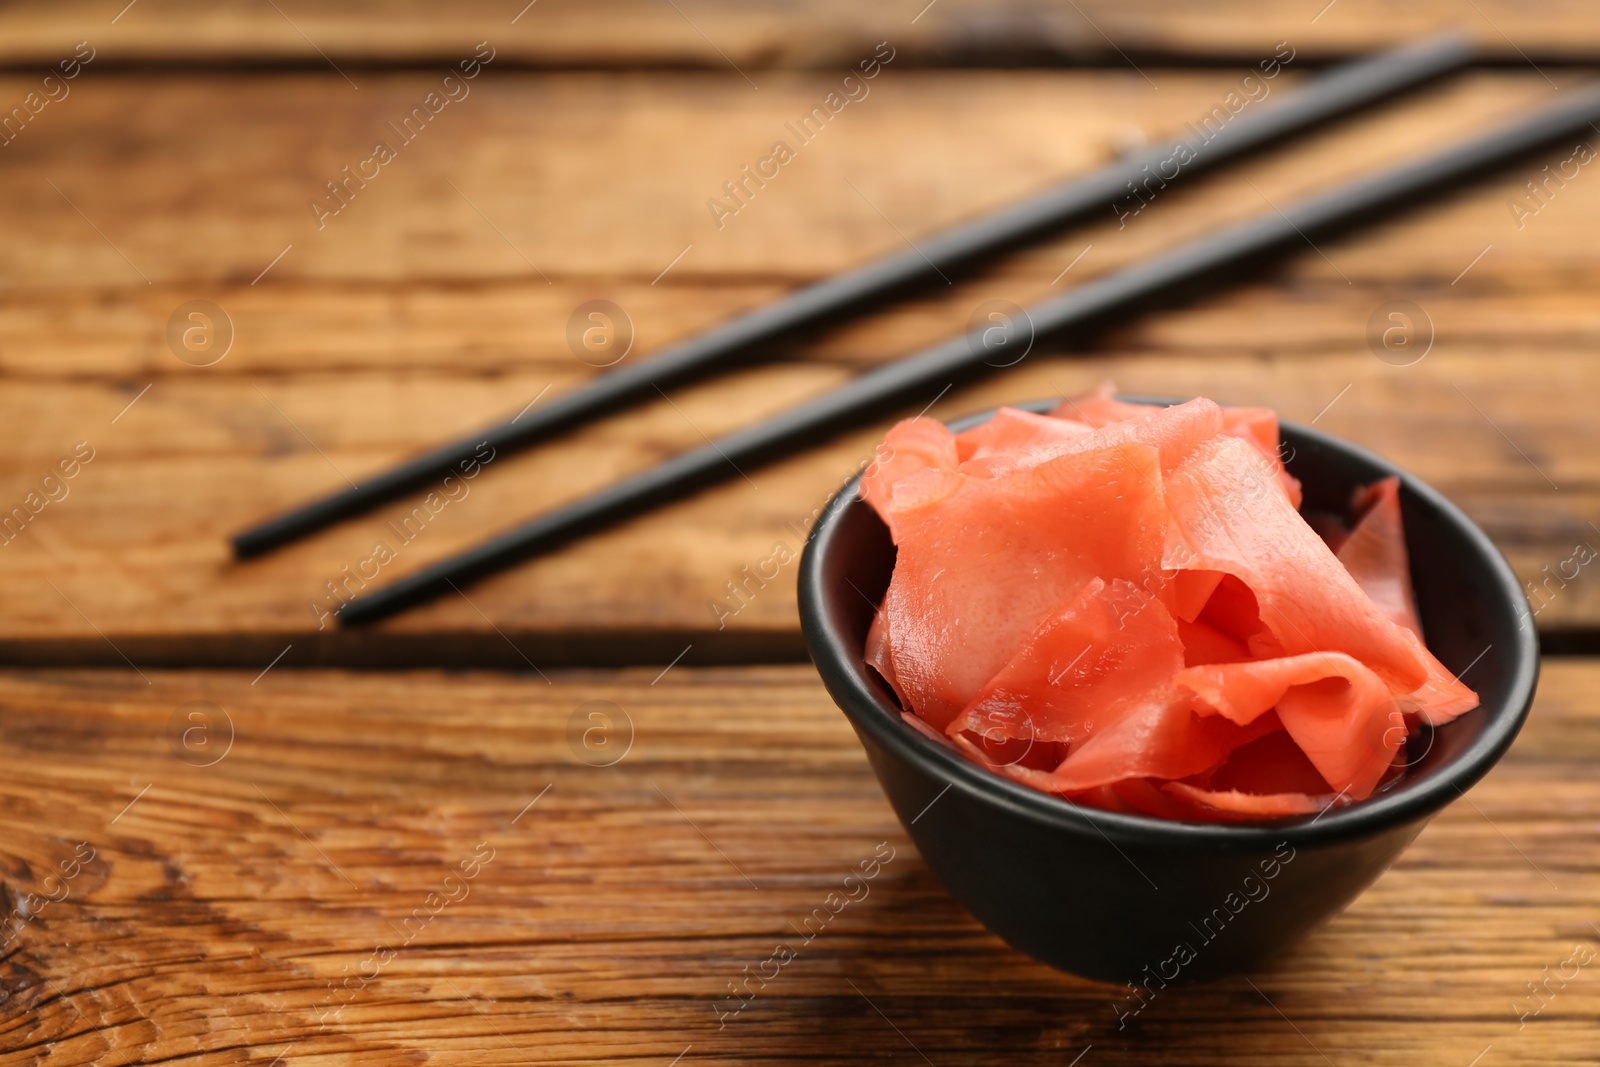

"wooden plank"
[1,0,1599,68]
[0,69,1567,291]
[3,69,1600,663]
[0,661,1596,1065]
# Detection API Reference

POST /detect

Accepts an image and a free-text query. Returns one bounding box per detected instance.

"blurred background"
[3,0,1597,671]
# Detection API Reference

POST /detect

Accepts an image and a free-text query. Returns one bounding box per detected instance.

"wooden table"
[2,3,1598,1063]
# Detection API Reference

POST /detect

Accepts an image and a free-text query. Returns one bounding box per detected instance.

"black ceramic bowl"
[798,398,1538,984]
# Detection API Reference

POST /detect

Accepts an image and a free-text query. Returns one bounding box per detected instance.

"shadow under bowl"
[797,398,1538,984]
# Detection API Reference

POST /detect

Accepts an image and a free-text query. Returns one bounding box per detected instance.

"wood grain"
[2,68,1599,662]
[0,661,1594,1065]
[1,0,1598,68]
[5,10,1595,1066]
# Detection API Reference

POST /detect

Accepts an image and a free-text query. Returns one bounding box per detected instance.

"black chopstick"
[231,32,1472,559]
[337,83,1600,627]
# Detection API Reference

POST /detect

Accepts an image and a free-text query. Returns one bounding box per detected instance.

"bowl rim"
[797,396,1541,848]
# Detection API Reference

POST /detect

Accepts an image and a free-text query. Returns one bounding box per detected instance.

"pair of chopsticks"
[234,33,1596,626]
[236,31,1468,563]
